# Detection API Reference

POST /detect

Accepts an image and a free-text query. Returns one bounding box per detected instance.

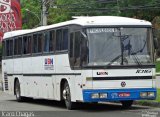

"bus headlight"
[91,93,99,99]
[140,92,155,98]
[147,92,155,97]
[99,93,108,98]
[140,92,147,98]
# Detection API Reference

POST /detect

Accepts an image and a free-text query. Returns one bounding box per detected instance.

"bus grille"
[4,73,8,90]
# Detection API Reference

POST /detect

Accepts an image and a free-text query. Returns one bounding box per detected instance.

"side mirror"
[152,28,158,49]
[154,37,158,49]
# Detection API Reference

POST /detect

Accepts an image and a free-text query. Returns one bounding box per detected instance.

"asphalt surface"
[156,76,160,88]
[0,91,160,117]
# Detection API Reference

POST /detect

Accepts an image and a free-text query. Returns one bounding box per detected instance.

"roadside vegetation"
[137,89,160,107]
[157,88,160,102]
[20,0,160,29]
[156,61,160,73]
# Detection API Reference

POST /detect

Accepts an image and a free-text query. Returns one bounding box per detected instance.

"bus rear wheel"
[62,81,75,110]
[121,100,133,109]
[15,80,24,102]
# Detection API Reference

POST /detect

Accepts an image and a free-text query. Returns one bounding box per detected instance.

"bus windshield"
[86,27,153,66]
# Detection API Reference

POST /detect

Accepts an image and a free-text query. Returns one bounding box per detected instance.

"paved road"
[0,91,160,117]
[156,76,160,88]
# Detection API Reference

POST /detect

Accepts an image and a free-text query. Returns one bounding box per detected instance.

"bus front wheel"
[15,80,24,102]
[121,100,133,109]
[62,81,75,110]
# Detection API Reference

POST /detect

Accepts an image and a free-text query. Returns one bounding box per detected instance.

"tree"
[21,0,41,29]
[21,0,160,27]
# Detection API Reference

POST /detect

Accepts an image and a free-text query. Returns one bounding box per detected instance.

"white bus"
[2,16,157,110]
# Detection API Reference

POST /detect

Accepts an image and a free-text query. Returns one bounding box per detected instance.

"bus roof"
[3,16,152,39]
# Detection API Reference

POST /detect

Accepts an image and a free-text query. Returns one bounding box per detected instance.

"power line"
[96,0,117,3]
[49,7,160,16]
[49,1,160,16]
[51,6,160,11]
[50,1,160,10]
[50,0,117,8]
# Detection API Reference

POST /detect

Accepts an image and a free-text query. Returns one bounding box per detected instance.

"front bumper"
[83,88,157,102]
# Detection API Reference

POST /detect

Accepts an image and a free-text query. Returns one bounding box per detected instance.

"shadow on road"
[8,99,66,109]
[8,98,150,112]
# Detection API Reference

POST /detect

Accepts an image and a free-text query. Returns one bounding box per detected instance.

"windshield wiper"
[129,40,147,66]
[131,40,146,55]
[80,31,87,39]
[131,54,142,66]
[106,55,122,66]
[106,35,132,66]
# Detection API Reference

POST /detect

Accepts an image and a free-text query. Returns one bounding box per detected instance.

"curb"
[135,101,160,107]
[0,81,3,91]
[156,73,160,76]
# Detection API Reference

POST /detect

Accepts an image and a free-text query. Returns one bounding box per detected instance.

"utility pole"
[41,0,48,26]
[41,0,52,26]
[117,0,121,15]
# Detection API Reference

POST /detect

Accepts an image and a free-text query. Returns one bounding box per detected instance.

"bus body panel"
[92,69,153,89]
[82,88,156,102]
[92,80,153,89]
[82,68,156,102]
[2,54,84,102]
[55,54,83,101]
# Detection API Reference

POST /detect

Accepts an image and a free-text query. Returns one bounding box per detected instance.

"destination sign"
[87,28,118,34]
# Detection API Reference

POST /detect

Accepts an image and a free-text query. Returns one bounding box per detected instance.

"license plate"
[118,92,130,97]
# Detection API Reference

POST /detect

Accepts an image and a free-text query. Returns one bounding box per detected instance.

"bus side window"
[6,40,9,56]
[56,29,62,51]
[50,30,55,52]
[74,32,81,66]
[81,35,88,66]
[69,33,74,66]
[2,40,5,58]
[44,31,50,53]
[6,40,10,56]
[37,33,43,53]
[14,38,18,55]
[69,32,81,67]
[18,37,22,55]
[9,39,13,56]
[6,39,13,57]
[62,29,68,50]
[14,37,22,56]
[33,34,38,53]
[23,36,27,54]
[23,35,32,55]
[28,36,32,54]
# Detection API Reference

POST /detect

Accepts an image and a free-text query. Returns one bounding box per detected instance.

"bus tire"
[15,80,24,102]
[121,100,133,109]
[62,81,75,110]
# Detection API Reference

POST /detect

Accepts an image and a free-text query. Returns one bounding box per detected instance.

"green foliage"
[48,0,98,24]
[156,61,160,73]
[157,88,160,102]
[21,0,160,28]
[138,88,160,105]
[21,0,41,29]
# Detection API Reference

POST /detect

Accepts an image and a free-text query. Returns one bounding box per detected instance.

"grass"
[156,61,160,73]
[156,88,160,102]
[138,88,160,106]
[147,88,160,102]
